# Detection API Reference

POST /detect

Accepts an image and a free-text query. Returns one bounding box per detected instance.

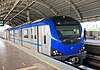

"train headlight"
[53,50,63,56]
[53,50,58,55]
[82,46,85,50]
[78,46,85,53]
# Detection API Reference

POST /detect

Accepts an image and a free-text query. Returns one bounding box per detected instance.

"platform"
[85,39,100,46]
[0,38,78,70]
[85,39,100,56]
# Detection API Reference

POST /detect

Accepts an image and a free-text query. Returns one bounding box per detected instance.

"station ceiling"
[0,0,100,27]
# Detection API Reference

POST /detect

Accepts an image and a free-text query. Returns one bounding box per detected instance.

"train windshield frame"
[52,16,81,44]
[56,25,80,37]
[52,16,81,38]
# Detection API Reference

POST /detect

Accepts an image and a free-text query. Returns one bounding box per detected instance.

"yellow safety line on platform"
[13,45,61,70]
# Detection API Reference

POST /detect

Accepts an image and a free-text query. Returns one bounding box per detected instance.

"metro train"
[5,16,86,66]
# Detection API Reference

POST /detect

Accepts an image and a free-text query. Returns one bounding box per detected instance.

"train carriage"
[5,16,86,66]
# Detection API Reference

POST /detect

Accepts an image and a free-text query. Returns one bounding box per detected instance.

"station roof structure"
[0,0,100,26]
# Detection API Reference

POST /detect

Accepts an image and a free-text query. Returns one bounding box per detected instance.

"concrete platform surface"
[85,39,100,46]
[0,38,78,70]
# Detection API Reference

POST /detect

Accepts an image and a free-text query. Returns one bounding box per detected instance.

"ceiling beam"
[75,0,100,9]
[11,18,23,26]
[0,6,12,11]
[29,7,46,18]
[0,11,27,21]
[0,10,24,15]
[3,5,46,18]
[13,18,24,23]
[7,17,25,27]
[4,0,59,22]
[14,5,46,17]
[15,16,27,22]
[36,0,59,15]
[10,12,27,19]
[9,0,36,22]
[65,0,82,20]
[3,0,21,20]
[0,9,43,22]
[0,0,15,5]
[9,14,27,21]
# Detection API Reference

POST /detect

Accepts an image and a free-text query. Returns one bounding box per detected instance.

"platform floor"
[85,39,100,46]
[0,38,78,70]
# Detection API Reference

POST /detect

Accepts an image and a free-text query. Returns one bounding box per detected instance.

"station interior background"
[81,21,100,40]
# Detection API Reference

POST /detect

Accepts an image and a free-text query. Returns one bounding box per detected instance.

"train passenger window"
[34,35,36,39]
[44,35,46,44]
[14,30,19,37]
[19,30,22,37]
[23,29,28,38]
[31,35,33,39]
[31,28,33,39]
[24,35,28,38]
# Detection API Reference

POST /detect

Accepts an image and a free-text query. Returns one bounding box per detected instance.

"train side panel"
[38,26,42,53]
[21,28,33,49]
[6,30,10,40]
[2,30,7,39]
[38,25,51,56]
[17,25,51,55]
[14,30,20,45]
[31,26,38,51]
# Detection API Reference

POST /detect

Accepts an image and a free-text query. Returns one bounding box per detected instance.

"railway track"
[83,54,100,69]
[78,65,95,70]
[64,54,100,69]
[81,44,100,70]
[64,61,95,70]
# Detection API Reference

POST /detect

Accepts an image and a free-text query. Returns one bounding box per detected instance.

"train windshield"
[52,16,81,44]
[56,25,80,37]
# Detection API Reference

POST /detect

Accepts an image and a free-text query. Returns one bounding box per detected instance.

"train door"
[22,28,31,49]
[4,31,7,40]
[6,30,10,40]
[14,30,20,44]
[41,25,51,56]
[9,30,13,42]
[13,30,15,43]
[38,26,42,53]
[31,26,38,52]
[19,29,22,45]
[9,31,11,41]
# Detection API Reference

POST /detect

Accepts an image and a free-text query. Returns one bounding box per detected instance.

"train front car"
[47,16,86,66]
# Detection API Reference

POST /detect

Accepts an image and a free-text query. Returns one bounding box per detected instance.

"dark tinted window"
[51,16,81,44]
